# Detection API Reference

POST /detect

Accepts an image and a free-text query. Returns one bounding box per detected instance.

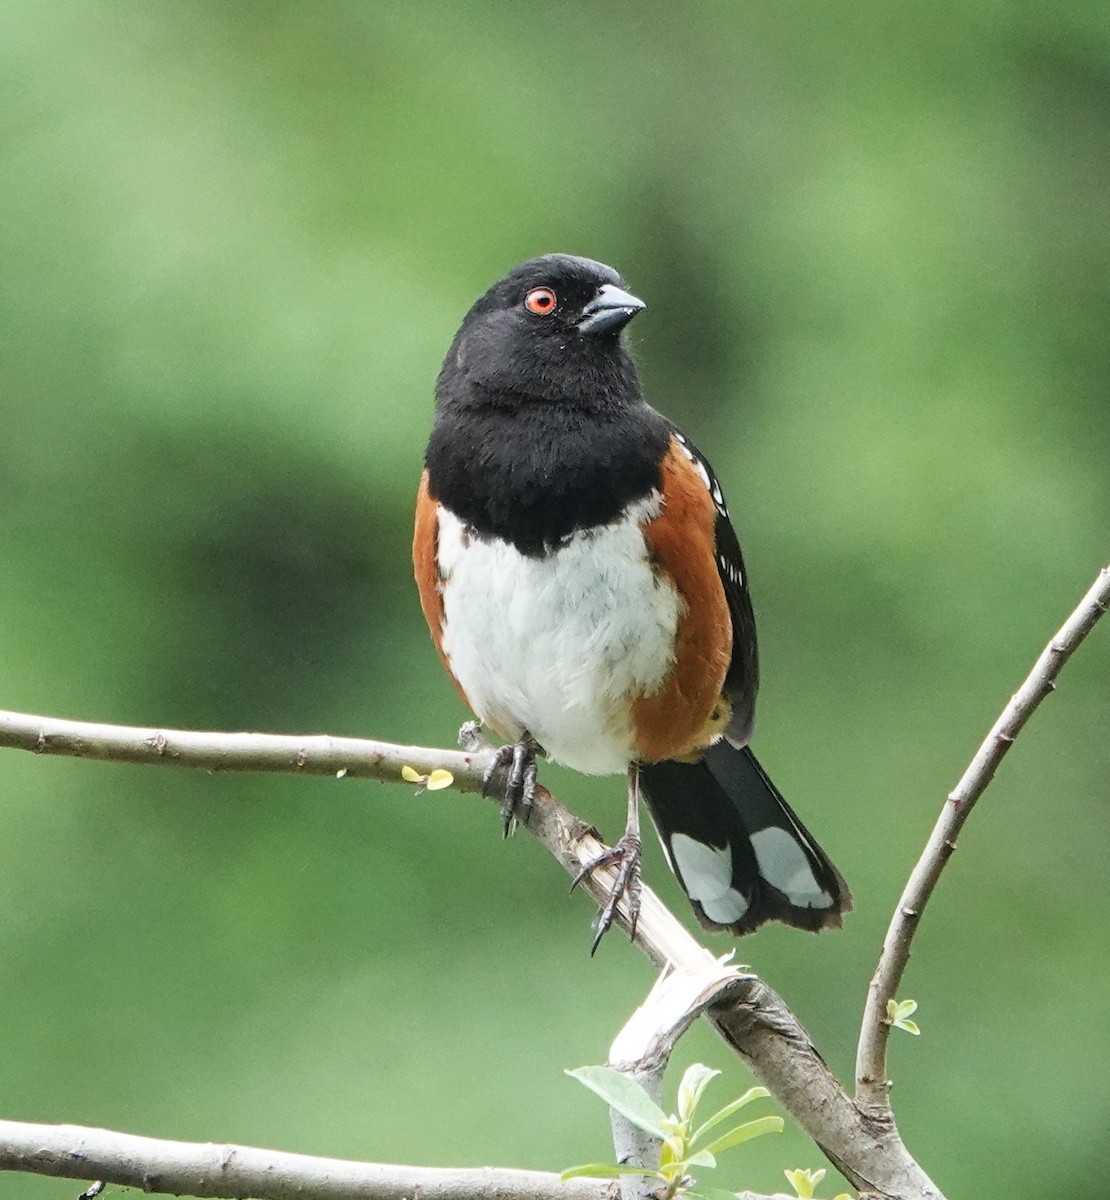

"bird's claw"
[481,737,539,835]
[571,833,643,954]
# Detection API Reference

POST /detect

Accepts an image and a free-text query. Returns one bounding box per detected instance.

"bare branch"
[0,1118,809,1200]
[856,566,1110,1112]
[0,711,497,788]
[0,1119,613,1200]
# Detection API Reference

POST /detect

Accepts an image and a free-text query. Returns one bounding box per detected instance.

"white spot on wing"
[749,827,832,908]
[669,833,750,925]
[718,554,743,588]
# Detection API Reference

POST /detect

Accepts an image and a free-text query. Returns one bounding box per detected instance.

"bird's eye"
[524,287,557,315]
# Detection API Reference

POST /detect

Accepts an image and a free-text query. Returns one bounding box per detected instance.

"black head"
[426,255,668,552]
[437,254,646,411]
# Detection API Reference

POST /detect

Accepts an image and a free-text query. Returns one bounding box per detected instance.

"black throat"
[425,398,670,556]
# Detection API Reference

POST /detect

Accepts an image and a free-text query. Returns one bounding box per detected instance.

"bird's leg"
[571,763,643,954]
[480,732,541,836]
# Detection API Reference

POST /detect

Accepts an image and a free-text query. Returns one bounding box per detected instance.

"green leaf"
[690,1086,772,1144]
[886,997,922,1036]
[678,1062,720,1123]
[658,1159,687,1187]
[784,1166,826,1198]
[701,1114,784,1155]
[566,1065,669,1138]
[662,1134,688,1166]
[560,1163,664,1181]
[685,1148,717,1168]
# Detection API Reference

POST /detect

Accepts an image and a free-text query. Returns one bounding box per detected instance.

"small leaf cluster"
[784,1165,852,1199]
[562,1062,783,1200]
[885,998,921,1036]
[400,764,454,793]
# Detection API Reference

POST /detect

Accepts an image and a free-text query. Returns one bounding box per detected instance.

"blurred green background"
[1,3,1107,1198]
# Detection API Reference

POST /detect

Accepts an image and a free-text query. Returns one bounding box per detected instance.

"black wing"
[669,427,759,746]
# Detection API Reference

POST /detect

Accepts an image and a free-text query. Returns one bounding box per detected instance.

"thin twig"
[855,566,1110,1112]
[0,712,496,786]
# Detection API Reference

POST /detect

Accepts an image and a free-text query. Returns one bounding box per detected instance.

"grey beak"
[578,283,646,335]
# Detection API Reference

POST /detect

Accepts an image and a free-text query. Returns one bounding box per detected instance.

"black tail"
[639,741,851,936]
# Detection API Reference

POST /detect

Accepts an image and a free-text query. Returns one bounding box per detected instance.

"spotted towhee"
[414,254,850,949]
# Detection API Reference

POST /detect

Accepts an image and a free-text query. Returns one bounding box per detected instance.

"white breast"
[436,496,681,775]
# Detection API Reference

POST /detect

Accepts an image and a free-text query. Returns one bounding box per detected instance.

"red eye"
[524,287,557,315]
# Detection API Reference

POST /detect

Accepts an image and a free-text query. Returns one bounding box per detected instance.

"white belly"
[436,497,681,775]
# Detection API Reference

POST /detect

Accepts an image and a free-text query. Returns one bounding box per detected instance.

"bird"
[413,253,850,951]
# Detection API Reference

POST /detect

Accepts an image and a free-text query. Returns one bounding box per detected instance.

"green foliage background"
[1,4,1107,1197]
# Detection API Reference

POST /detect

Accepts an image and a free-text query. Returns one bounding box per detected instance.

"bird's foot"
[481,735,540,836]
[571,833,643,955]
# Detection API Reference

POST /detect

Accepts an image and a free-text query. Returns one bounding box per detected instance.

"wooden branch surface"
[0,1118,804,1200]
[0,1119,611,1200]
[855,565,1110,1112]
